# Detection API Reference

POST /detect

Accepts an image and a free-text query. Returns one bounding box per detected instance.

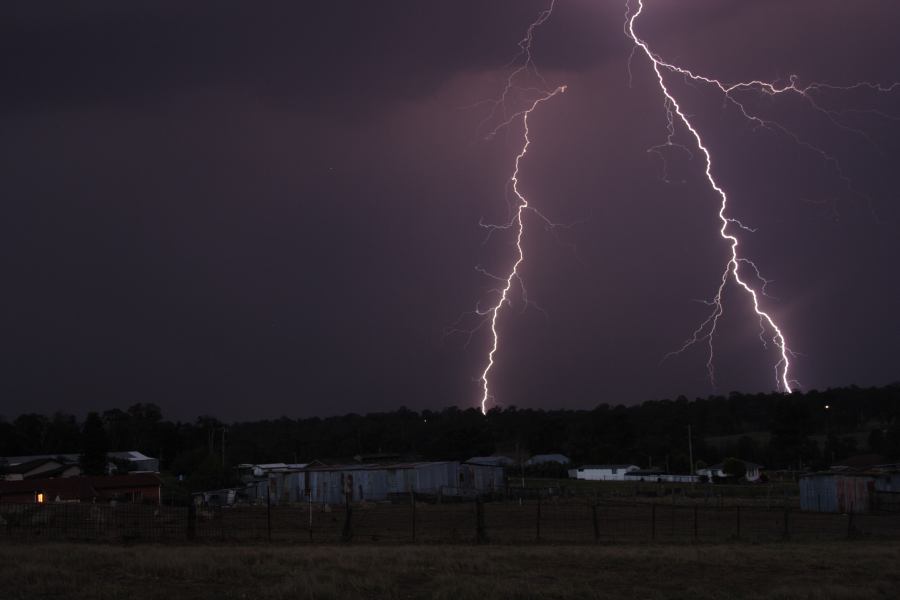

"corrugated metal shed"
[461,462,504,494]
[874,472,900,493]
[799,472,874,514]
[302,462,456,504]
[238,461,506,505]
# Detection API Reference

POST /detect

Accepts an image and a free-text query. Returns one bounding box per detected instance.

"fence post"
[693,505,698,542]
[736,505,741,540]
[410,490,416,543]
[651,503,656,541]
[308,492,313,542]
[536,493,542,542]
[591,501,600,543]
[341,491,352,543]
[783,506,790,540]
[475,496,487,544]
[847,512,855,539]
[187,502,196,541]
[267,486,273,543]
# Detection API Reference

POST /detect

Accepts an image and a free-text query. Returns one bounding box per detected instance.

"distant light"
[36,492,44,504]
[824,405,830,410]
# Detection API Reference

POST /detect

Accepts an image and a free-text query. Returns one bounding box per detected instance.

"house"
[525,454,570,466]
[0,473,162,504]
[571,465,640,481]
[697,460,764,482]
[799,472,875,514]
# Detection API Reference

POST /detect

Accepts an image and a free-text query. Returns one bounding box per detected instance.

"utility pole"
[221,427,226,466]
[688,425,694,476]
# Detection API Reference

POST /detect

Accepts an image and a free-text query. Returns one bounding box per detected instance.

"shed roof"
[5,458,62,474]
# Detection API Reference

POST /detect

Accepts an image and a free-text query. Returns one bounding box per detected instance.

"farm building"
[240,461,504,505]
[800,472,875,514]
[0,473,162,504]
[570,464,640,481]
[460,461,504,492]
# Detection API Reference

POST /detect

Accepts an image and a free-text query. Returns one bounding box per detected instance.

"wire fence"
[4,495,900,544]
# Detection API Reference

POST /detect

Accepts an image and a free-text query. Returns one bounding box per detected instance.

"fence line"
[3,498,899,544]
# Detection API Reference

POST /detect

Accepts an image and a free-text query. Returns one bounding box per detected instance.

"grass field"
[2,542,899,599]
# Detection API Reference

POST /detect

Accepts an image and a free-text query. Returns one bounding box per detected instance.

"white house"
[698,460,763,482]
[571,464,640,481]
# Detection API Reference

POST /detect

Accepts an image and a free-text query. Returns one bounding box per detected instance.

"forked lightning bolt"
[626,0,900,393]
[626,0,795,392]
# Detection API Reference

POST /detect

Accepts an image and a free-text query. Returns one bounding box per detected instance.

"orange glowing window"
[36,492,44,503]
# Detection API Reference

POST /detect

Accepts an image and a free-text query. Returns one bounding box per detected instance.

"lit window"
[36,492,44,503]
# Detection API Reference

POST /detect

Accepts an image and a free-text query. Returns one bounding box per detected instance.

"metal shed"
[301,461,463,505]
[460,462,504,494]
[799,472,875,514]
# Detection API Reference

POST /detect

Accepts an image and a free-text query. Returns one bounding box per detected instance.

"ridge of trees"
[1,384,898,492]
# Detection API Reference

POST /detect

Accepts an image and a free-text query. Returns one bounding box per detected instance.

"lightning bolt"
[477,85,566,415]
[460,1,566,415]
[625,0,899,393]
[625,0,795,392]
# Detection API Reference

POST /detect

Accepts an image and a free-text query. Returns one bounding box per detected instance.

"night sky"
[2,1,899,421]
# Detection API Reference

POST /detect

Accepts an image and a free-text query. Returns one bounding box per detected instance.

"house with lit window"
[0,474,162,504]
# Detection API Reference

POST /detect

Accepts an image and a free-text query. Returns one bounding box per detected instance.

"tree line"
[1,384,899,492]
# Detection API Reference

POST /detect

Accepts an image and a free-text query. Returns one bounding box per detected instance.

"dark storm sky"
[2,1,899,421]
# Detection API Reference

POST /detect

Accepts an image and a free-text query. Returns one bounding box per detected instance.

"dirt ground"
[2,541,900,599]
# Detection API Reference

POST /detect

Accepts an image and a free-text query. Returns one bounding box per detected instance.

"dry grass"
[2,542,900,599]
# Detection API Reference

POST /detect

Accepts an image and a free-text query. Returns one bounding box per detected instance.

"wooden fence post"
[475,496,487,544]
[591,502,600,543]
[266,485,273,543]
[536,493,541,542]
[308,492,313,542]
[783,506,790,540]
[187,503,196,541]
[736,505,741,540]
[651,503,656,541]
[341,491,352,543]
[693,505,698,542]
[410,490,416,543]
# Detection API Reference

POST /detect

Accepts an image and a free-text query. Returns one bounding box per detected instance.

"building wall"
[460,463,504,493]
[800,475,873,514]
